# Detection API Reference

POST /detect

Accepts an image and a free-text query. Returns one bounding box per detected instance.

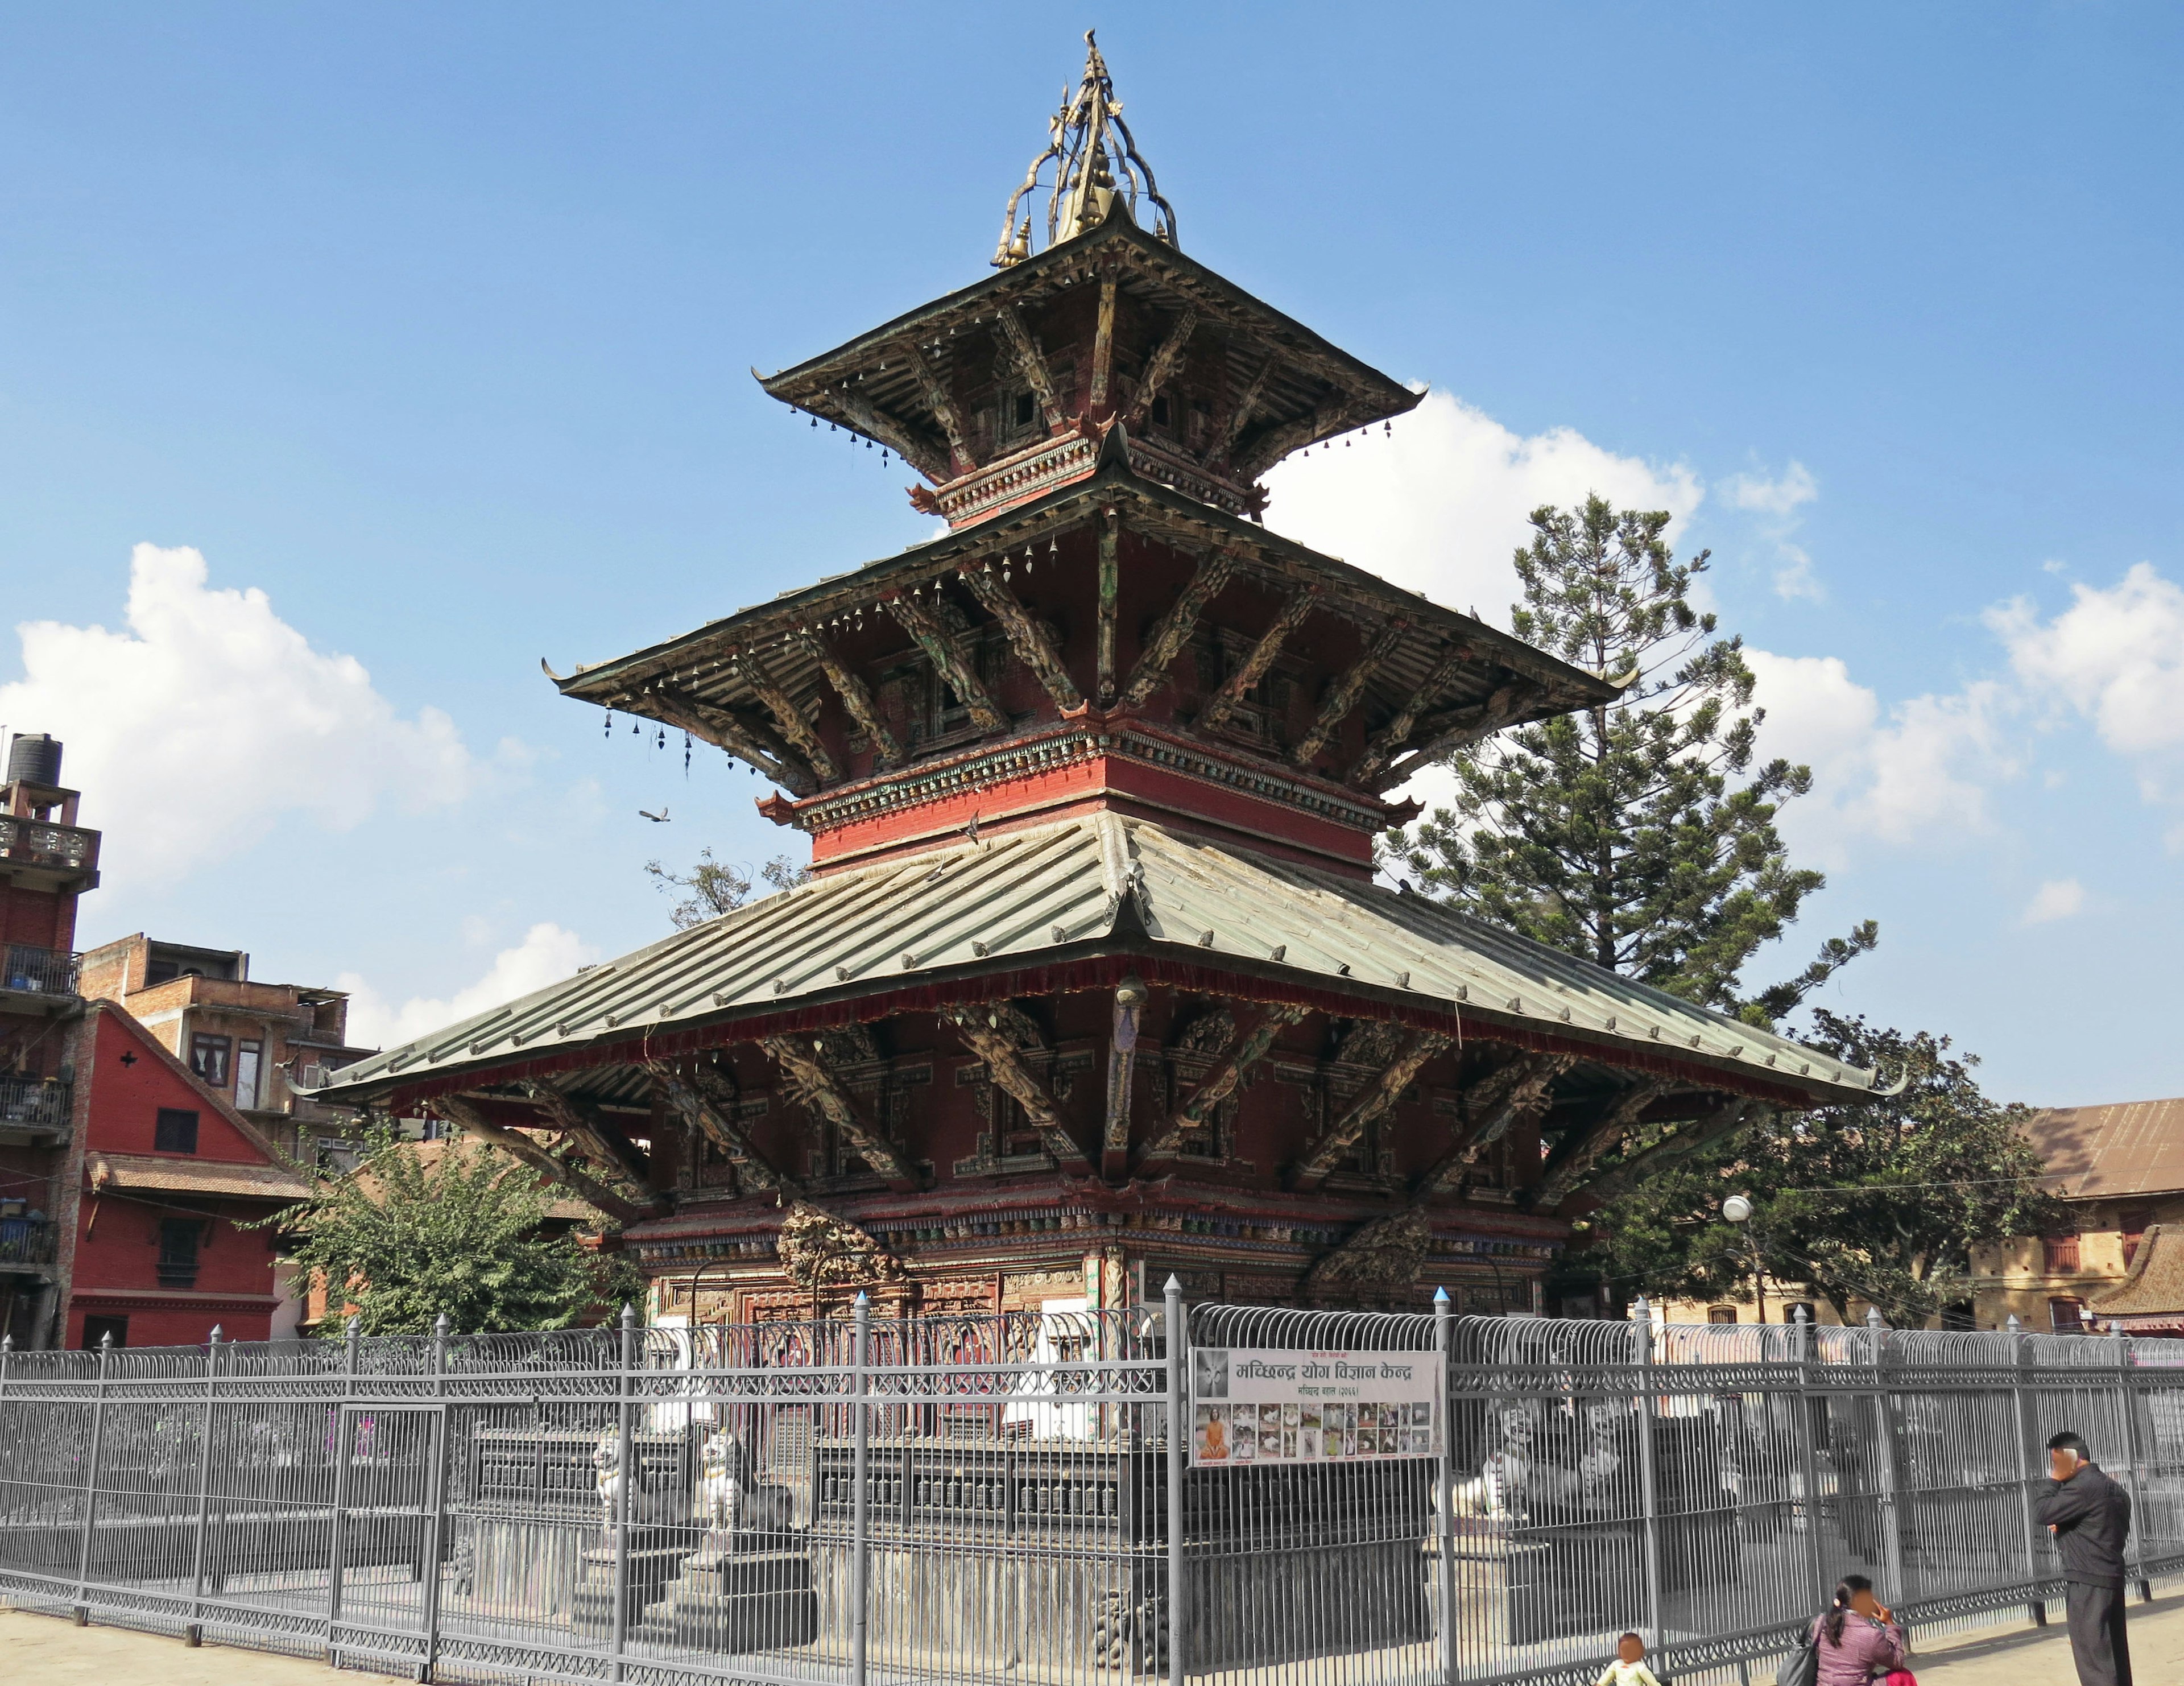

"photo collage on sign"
[1192,1398,1436,1464]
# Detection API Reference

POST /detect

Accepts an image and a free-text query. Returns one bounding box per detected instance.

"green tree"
[644,848,807,930]
[259,1126,644,1335]
[1586,1013,2063,1327]
[1395,495,1873,1023]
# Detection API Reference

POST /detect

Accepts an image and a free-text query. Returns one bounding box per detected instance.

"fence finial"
[1,1333,12,1353]
[345,1313,361,1338]
[619,1301,638,1330]
[100,1329,114,1351]
[1866,1305,1885,1329]
[434,1311,452,1339]
[2006,1312,2022,1334]
[1433,1285,1450,1304]
[852,1290,869,1308]
[1163,1274,1183,1295]
[209,1325,222,1345]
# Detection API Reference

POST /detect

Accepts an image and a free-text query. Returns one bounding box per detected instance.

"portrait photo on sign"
[1192,1347,1230,1399]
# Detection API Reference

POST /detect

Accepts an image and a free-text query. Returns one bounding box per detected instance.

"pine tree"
[1396,494,1873,1023]
[259,1126,644,1335]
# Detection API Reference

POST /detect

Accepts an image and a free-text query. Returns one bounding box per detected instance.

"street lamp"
[1722,1195,1766,1323]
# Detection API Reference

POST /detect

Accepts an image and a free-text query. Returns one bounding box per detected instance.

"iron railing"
[0,1074,71,1133]
[2,944,78,996]
[0,1214,56,1267]
[0,1297,2178,1686]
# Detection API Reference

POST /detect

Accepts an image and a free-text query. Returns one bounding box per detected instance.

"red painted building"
[63,1002,309,1348]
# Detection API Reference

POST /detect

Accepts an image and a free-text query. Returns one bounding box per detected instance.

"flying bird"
[639,807,671,823]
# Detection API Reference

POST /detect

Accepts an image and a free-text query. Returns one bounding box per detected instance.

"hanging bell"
[603,709,613,737]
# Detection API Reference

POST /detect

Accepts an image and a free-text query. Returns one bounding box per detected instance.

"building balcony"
[0,1073,72,1141]
[2,944,79,999]
[0,1214,55,1270]
[0,815,99,889]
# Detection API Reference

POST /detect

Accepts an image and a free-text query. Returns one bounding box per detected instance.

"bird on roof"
[639,807,671,824]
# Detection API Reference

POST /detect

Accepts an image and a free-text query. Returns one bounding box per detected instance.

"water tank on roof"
[6,734,63,788]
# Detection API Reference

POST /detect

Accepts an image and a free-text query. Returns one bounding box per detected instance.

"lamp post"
[1722,1194,1767,1324]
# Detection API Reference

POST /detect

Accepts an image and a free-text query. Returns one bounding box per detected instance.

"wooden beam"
[834,389,952,482]
[1579,1100,1759,1203]
[942,1007,1093,1171]
[1412,1054,1574,1200]
[1102,980,1143,1179]
[884,592,1009,734]
[1348,645,1471,787]
[957,563,1082,710]
[1288,1030,1451,1191]
[1139,1005,1308,1169]
[1370,678,1545,793]
[517,1080,652,1192]
[900,340,974,474]
[992,304,1067,436]
[758,1035,921,1192]
[1214,358,1275,465]
[1198,589,1317,733]
[733,649,841,784]
[1124,307,1200,429]
[432,1094,651,1226]
[643,683,816,796]
[1292,619,1409,767]
[1088,277,1118,411]
[797,631,903,768]
[645,1061,803,1198]
[1531,1080,1674,1209]
[1097,508,1120,704]
[1120,550,1236,709]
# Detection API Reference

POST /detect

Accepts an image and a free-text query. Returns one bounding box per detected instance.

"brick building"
[0,733,99,1347]
[80,933,375,1165]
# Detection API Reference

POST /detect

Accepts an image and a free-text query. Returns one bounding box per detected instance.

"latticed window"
[2044,1235,2080,1275]
[158,1218,202,1288]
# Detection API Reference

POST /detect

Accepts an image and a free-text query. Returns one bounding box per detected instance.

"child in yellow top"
[1595,1633,1663,1686]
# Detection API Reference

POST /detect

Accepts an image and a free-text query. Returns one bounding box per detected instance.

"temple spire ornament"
[994,31,1177,268]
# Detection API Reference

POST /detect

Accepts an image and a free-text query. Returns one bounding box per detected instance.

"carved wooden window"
[2043,1234,2080,1274]
[996,389,1040,452]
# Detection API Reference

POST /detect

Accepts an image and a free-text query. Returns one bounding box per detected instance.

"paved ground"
[5,1597,2184,1684]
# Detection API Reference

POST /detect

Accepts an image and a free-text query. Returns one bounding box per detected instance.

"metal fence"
[0,1291,2179,1686]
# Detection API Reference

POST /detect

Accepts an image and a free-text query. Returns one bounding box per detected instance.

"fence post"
[328,1315,360,1660]
[1164,1275,1187,1686]
[2108,1325,2153,1602]
[1433,1287,1457,1686]
[1864,1308,1910,1600]
[420,1313,453,1683]
[73,1329,114,1622]
[851,1291,872,1686]
[609,1303,638,1680]
[185,1326,222,1647]
[1790,1312,1829,1608]
[2004,1315,2049,1626]
[1631,1297,1667,1656]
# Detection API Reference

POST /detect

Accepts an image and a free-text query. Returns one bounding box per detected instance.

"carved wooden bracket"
[1580,1099,1761,1204]
[1124,307,1199,429]
[1198,589,1317,734]
[733,649,841,785]
[885,593,1009,735]
[1304,1207,1432,1299]
[1139,1003,1308,1170]
[1371,677,1545,793]
[1289,1030,1451,1191]
[643,683,816,796]
[797,632,903,767]
[835,388,952,482]
[646,1061,803,1199]
[517,1080,652,1193]
[957,564,1083,710]
[942,1005,1092,1171]
[992,303,1067,436]
[1293,618,1409,767]
[433,1094,652,1227]
[1101,978,1144,1179]
[1349,644,1471,787]
[1412,1053,1575,1200]
[1532,1078,1674,1209]
[758,1035,922,1192]
[1120,550,1236,708]
[900,339,975,474]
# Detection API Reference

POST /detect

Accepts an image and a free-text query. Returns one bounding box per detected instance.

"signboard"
[1188,1346,1440,1467]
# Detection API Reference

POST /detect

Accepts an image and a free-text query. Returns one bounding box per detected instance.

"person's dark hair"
[1619,1633,1642,1644]
[1825,1573,1874,1644]
[2048,1430,2091,1458]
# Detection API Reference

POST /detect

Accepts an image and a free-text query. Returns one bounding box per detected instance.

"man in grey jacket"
[2036,1430,2133,1686]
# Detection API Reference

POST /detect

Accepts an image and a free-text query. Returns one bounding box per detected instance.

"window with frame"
[158,1218,202,1288]
[190,1033,233,1088]
[154,1108,200,1154]
[233,1039,263,1110]
[82,1315,128,1350]
[2049,1296,2087,1333]
[2044,1234,2081,1274]
[1707,1306,1739,1325]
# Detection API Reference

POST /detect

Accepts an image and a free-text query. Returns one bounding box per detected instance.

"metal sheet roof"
[2022,1098,2184,1201]
[317,815,1876,1107]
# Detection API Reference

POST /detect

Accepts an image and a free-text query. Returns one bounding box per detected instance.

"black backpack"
[1775,1617,1822,1686]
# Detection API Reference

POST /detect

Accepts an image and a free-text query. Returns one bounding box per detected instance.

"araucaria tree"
[1586,1013,2063,1327]
[263,1126,643,1335]
[1396,495,1874,1022]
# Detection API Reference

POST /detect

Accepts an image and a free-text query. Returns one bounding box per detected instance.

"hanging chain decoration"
[992,31,1177,267]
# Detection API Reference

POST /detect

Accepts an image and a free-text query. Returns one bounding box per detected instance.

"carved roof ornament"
[994,31,1178,268]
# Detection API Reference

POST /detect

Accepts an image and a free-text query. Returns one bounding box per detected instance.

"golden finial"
[992,30,1177,268]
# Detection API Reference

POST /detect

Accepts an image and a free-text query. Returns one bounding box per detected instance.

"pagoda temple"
[320,36,1879,1324]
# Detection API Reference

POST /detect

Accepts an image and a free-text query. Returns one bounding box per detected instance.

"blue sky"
[3,6,2179,1104]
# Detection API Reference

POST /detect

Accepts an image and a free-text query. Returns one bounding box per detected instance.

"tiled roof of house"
[2090,1224,2184,1324]
[89,1152,312,1201]
[2022,1098,2184,1201]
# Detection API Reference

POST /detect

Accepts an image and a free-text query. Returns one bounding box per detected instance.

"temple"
[319,36,1880,1324]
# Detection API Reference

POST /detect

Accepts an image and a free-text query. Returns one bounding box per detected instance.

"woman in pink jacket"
[1813,1574,1909,1686]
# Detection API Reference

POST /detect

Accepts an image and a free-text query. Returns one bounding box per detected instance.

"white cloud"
[338,921,597,1050]
[1261,389,1702,624]
[1722,460,1823,600]
[0,544,477,885]
[1988,563,2184,772]
[1744,650,2015,862]
[2021,879,2085,926]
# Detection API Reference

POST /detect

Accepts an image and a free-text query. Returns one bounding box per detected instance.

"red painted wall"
[66,1009,290,1348]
